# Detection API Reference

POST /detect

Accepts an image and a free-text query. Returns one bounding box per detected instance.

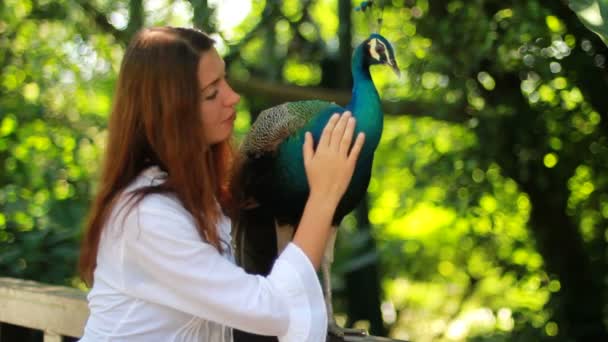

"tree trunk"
[125,0,143,40]
[191,0,214,32]
[482,70,608,341]
[525,184,607,341]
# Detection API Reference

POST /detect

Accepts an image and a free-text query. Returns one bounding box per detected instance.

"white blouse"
[79,166,327,342]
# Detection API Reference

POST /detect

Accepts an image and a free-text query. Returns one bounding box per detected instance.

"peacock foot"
[328,321,368,340]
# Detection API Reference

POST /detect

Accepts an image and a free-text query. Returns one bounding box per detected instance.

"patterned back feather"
[241,100,334,156]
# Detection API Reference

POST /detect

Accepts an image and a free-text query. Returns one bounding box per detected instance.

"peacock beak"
[388,59,401,77]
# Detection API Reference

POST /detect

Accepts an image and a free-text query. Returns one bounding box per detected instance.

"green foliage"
[335,0,608,341]
[363,116,550,341]
[2,1,608,341]
[0,2,115,284]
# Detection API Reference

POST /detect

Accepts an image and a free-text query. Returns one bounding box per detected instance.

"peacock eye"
[376,44,385,54]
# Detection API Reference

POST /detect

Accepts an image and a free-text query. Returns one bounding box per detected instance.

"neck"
[347,44,383,150]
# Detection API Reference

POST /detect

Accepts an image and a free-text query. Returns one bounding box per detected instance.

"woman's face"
[198,48,241,145]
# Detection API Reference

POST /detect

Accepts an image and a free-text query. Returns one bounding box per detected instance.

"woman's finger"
[329,111,351,149]
[339,117,356,155]
[303,132,313,167]
[318,114,340,148]
[347,132,365,165]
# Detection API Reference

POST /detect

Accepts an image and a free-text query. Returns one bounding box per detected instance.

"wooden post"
[43,332,63,342]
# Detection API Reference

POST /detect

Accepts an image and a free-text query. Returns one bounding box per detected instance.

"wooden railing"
[0,277,406,342]
[0,277,88,341]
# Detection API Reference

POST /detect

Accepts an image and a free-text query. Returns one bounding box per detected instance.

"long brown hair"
[79,27,235,285]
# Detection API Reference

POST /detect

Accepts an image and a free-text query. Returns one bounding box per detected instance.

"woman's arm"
[293,111,365,269]
[116,202,324,341]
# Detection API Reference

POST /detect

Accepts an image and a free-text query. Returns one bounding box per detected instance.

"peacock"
[232,32,399,340]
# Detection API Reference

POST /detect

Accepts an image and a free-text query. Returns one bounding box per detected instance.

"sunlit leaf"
[569,0,608,45]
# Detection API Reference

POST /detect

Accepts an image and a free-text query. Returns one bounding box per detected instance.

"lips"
[223,112,236,123]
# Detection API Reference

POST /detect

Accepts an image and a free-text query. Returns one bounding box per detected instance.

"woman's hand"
[294,111,365,269]
[303,111,365,207]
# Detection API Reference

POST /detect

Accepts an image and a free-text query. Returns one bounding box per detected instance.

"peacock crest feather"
[355,0,385,33]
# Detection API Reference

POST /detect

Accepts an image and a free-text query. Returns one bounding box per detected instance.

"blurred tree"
[369,0,608,341]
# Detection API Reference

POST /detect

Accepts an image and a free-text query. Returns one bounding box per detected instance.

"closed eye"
[205,90,218,100]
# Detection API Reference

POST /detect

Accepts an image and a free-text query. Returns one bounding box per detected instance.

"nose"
[224,82,240,107]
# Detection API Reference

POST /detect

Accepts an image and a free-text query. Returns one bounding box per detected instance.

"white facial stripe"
[378,41,392,65]
[370,39,392,64]
[381,46,392,65]
[369,38,380,60]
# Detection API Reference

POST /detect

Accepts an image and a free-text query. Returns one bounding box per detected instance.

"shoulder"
[130,167,192,220]
[113,192,201,244]
[107,167,197,239]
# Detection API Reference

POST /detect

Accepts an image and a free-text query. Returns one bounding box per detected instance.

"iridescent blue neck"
[346,44,383,151]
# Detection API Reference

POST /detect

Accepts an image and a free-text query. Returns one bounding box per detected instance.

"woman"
[78,27,365,342]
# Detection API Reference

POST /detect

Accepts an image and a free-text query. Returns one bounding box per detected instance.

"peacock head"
[364,33,400,77]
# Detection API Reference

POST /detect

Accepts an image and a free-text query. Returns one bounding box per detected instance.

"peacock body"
[233,33,398,340]
[239,34,391,228]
